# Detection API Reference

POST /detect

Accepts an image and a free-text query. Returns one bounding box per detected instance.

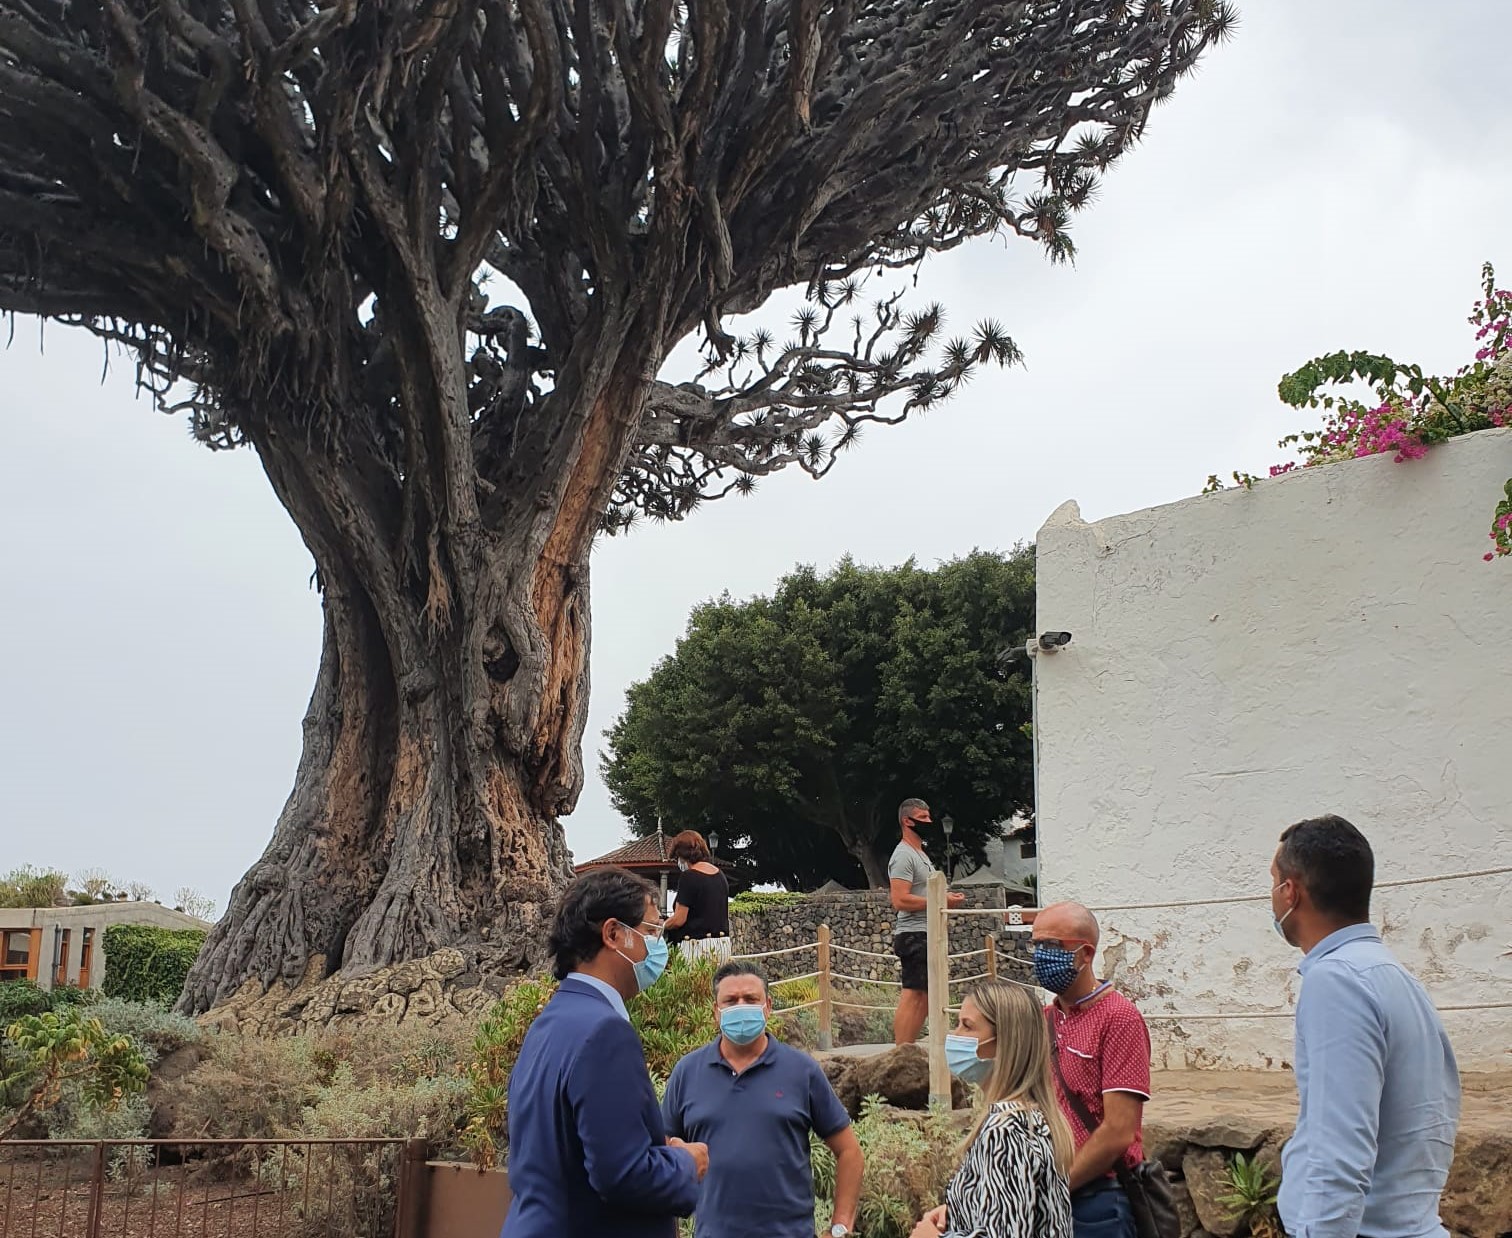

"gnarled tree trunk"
[179,299,662,1017]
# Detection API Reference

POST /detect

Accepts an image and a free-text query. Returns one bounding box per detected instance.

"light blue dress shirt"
[567,971,630,1022]
[1279,923,1460,1238]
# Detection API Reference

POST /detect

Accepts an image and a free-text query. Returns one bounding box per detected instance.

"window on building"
[78,927,95,989]
[1019,840,1037,859]
[2,929,35,981]
[54,928,72,987]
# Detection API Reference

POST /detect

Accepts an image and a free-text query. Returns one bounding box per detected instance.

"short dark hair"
[1277,814,1374,922]
[548,868,656,981]
[712,959,768,998]
[898,797,929,824]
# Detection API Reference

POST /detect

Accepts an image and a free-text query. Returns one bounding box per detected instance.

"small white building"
[953,817,1038,895]
[1034,428,1512,1070]
[0,902,212,991]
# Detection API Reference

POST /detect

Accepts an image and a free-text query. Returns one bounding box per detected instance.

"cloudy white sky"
[2,2,1508,911]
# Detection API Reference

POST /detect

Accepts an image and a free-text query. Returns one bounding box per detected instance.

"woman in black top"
[663,830,729,948]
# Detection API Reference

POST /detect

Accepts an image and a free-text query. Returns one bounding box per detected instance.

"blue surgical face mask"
[719,1004,768,1046]
[615,924,669,992]
[945,1033,994,1084]
[1272,883,1296,943]
[1032,943,1084,994]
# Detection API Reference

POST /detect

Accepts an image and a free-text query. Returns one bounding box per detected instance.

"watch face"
[829,1228,848,1238]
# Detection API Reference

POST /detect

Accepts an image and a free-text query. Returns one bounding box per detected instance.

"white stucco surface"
[1035,428,1512,1070]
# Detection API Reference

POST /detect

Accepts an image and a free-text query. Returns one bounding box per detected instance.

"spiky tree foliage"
[0,0,1235,1013]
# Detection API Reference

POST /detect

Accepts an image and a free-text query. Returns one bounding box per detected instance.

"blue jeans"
[1071,1182,1136,1238]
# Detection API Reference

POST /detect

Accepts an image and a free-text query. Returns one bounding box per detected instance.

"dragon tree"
[0,0,1235,1016]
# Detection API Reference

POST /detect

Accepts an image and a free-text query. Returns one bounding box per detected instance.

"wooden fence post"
[394,1138,430,1238]
[925,872,950,1108]
[817,923,833,1052]
[985,933,997,981]
[83,1142,106,1238]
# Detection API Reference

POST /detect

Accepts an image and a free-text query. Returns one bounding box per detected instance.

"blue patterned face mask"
[719,1005,768,1046]
[945,1034,994,1084]
[1032,943,1084,994]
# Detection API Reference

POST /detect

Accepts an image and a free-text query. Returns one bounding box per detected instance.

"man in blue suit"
[503,866,707,1238]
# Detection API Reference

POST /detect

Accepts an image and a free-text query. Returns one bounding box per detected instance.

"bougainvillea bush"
[1209,263,1512,560]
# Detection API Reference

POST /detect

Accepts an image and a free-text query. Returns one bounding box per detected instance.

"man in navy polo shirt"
[662,960,864,1238]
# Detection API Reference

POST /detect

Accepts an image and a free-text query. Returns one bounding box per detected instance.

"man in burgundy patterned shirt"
[1034,902,1151,1238]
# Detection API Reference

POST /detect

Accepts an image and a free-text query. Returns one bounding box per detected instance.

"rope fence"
[719,859,1507,1079]
[829,944,897,962]
[729,941,817,961]
[942,862,1512,917]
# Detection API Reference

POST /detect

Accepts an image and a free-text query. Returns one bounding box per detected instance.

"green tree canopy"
[603,549,1035,889]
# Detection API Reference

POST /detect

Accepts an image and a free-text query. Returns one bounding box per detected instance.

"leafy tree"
[604,550,1035,888]
[0,2,1233,1013]
[0,866,68,909]
[0,1007,150,1140]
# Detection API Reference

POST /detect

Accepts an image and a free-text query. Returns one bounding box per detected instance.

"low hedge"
[728,890,807,914]
[101,925,207,1006]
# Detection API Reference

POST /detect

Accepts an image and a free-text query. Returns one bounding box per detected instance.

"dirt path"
[1148,1068,1511,1137]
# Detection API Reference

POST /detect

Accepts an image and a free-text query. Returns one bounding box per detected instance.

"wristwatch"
[829,1226,850,1238]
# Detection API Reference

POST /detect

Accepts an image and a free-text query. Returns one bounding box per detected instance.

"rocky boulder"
[196,949,500,1036]
[145,1043,211,1139]
[820,1045,969,1115]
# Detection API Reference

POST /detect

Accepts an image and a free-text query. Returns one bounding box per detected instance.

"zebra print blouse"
[941,1101,1073,1238]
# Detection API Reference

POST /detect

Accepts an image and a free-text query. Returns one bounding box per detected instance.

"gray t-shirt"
[888,840,934,935]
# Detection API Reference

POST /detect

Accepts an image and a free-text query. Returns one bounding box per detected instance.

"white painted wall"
[1034,428,1512,1070]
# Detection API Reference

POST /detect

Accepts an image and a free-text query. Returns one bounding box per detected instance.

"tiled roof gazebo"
[573,832,682,903]
[573,831,732,905]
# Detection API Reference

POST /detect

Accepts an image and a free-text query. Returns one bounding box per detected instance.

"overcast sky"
[2,2,1508,911]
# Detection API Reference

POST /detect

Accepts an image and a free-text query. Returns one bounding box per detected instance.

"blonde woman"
[910,981,1073,1238]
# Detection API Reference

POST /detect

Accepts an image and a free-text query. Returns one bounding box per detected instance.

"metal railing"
[0,1137,424,1238]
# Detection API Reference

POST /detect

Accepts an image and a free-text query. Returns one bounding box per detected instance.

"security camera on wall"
[1037,631,1072,651]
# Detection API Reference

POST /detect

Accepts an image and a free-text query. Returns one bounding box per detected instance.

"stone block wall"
[728,886,1034,986]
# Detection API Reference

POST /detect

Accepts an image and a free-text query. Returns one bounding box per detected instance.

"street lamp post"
[941,815,955,881]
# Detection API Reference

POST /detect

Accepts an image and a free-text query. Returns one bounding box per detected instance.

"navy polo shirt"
[661,1035,851,1238]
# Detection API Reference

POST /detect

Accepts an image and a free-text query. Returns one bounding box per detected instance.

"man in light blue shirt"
[1269,815,1460,1238]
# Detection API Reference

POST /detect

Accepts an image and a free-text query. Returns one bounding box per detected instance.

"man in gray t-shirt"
[887,797,964,1045]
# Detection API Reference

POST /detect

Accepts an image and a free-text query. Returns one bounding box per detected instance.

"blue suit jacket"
[501,977,699,1238]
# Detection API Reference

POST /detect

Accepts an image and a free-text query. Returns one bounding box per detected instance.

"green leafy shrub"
[729,890,807,914]
[810,1096,958,1238]
[0,865,68,909]
[461,975,557,1167]
[48,984,98,1010]
[89,997,204,1055]
[163,1022,470,1143]
[0,979,54,1023]
[1,1006,150,1139]
[101,924,207,1005]
[630,952,719,1079]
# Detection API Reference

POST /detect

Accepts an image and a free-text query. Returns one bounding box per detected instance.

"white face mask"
[1272,882,1296,942]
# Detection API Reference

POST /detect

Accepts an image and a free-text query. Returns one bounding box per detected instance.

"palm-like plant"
[1217,1152,1283,1238]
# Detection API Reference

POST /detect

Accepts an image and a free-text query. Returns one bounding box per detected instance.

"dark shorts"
[894,931,928,992]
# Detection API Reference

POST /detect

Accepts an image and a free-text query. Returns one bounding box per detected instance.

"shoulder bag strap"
[1047,1016,1101,1134]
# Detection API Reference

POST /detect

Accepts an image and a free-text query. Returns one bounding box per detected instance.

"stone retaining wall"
[728,886,1034,986]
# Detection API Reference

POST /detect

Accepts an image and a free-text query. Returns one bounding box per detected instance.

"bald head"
[1034,901,1099,946]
